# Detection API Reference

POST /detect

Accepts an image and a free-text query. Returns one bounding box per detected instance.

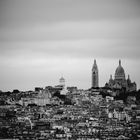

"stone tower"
[92,59,99,88]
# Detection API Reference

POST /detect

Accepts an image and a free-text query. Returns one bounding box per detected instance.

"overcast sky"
[0,0,140,91]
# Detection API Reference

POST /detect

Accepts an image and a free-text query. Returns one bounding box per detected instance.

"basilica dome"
[115,60,125,80]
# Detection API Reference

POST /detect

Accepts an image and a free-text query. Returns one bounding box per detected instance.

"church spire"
[110,74,112,80]
[92,59,97,70]
[94,59,96,65]
[119,60,121,66]
[128,74,130,79]
[92,59,99,88]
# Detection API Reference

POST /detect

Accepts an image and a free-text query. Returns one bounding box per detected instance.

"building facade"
[92,59,99,88]
[105,60,137,92]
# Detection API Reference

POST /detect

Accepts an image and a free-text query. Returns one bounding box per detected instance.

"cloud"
[0,19,140,42]
[0,0,140,91]
[0,38,140,62]
[0,0,140,28]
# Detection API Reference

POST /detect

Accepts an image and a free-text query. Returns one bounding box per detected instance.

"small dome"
[109,75,114,83]
[60,77,65,81]
[59,76,65,87]
[115,60,125,80]
[127,75,131,84]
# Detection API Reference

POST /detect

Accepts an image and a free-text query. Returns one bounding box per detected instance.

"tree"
[12,89,20,94]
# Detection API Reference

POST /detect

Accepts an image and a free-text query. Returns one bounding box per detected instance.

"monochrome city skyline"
[0,1,140,139]
[0,0,140,91]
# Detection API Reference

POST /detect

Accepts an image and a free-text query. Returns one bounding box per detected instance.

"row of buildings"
[0,87,140,139]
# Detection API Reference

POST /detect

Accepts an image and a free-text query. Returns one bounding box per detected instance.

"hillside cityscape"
[1,0,140,140]
[0,60,140,140]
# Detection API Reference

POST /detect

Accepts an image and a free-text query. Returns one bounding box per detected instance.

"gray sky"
[0,0,140,91]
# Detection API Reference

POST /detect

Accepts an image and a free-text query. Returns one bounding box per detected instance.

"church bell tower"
[92,59,99,88]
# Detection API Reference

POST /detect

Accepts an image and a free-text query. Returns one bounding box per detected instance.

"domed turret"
[115,60,125,80]
[60,76,65,81]
[127,75,131,85]
[109,74,113,83]
[59,76,65,87]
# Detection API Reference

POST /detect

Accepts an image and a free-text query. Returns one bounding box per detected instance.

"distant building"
[34,89,51,106]
[59,76,68,95]
[54,76,66,90]
[35,87,43,92]
[54,76,68,95]
[105,60,137,92]
[67,87,77,92]
[92,59,99,88]
[59,76,65,88]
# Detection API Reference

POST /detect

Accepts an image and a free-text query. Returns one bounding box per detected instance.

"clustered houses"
[0,86,140,140]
